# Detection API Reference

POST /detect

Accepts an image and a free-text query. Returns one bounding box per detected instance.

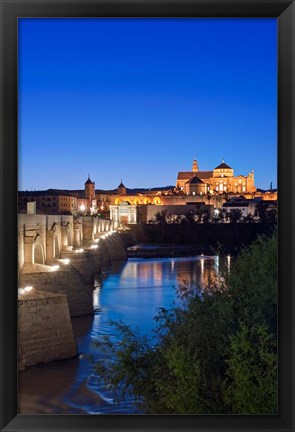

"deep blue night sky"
[18,18,277,191]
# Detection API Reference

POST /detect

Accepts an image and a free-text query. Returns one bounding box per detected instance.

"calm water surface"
[19,254,229,414]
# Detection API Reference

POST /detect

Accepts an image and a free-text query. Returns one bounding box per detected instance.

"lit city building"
[176,158,256,194]
[18,156,277,222]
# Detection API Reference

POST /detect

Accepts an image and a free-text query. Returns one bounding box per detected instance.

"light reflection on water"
[18,255,229,414]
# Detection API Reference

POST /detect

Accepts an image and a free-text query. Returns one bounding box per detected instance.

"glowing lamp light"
[78,248,84,253]
[51,265,60,271]
[18,286,34,296]
[95,239,100,243]
[91,245,98,249]
[61,258,70,265]
[80,204,86,212]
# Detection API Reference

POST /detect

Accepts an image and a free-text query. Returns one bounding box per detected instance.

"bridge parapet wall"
[95,218,116,233]
[18,214,122,271]
[82,217,95,244]
[80,217,116,242]
[18,214,83,269]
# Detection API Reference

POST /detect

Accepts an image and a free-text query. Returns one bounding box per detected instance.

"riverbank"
[127,222,275,252]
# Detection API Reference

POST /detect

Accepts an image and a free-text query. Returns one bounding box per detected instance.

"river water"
[18,252,229,414]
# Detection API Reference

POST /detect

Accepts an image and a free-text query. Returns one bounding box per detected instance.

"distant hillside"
[18,185,175,196]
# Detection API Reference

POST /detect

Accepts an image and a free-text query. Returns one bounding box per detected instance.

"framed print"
[0,0,294,431]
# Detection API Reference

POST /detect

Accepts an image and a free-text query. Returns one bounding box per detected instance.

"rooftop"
[85,175,94,185]
[214,162,232,170]
[186,176,205,185]
[177,171,213,180]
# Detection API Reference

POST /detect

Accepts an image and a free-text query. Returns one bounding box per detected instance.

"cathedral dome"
[213,160,234,178]
[214,162,232,170]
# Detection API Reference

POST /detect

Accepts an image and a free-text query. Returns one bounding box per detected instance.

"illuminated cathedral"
[176,158,256,195]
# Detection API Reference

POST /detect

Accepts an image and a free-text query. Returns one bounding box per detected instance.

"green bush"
[224,324,277,414]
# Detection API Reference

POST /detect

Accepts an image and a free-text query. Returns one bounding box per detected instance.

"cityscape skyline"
[18,18,277,191]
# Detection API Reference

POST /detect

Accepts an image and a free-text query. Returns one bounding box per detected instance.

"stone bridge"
[18,213,136,370]
[18,214,119,272]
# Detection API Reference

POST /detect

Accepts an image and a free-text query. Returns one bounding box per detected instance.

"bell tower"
[117,179,127,195]
[85,175,95,201]
[192,158,199,173]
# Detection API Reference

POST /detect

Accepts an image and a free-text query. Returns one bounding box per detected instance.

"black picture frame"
[0,1,294,431]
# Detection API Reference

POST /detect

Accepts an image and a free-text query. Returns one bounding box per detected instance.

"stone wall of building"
[18,290,77,370]
[160,195,225,208]
[138,204,214,223]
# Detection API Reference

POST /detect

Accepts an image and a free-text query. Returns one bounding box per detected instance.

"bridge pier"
[73,218,82,248]
[82,218,94,246]
[24,235,35,265]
